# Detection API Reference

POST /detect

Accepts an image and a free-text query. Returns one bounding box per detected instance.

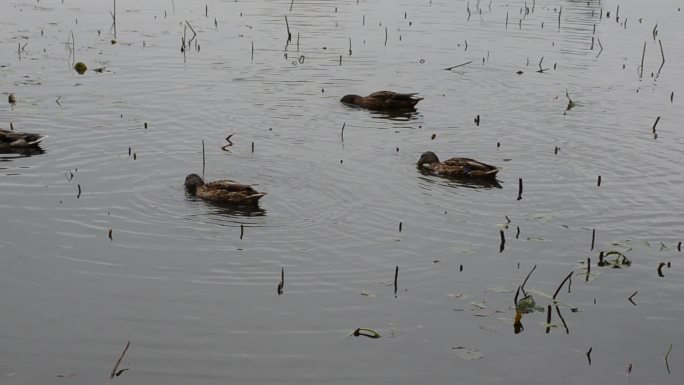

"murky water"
[1,0,683,384]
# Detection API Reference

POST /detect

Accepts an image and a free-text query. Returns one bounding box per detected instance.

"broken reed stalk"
[517,178,523,200]
[520,264,536,294]
[284,16,292,43]
[664,343,673,374]
[201,140,205,176]
[444,61,472,70]
[277,267,284,295]
[639,41,646,78]
[652,116,661,134]
[251,41,254,60]
[586,347,593,365]
[341,122,345,141]
[545,305,552,333]
[393,266,398,296]
[585,257,591,281]
[657,43,668,71]
[185,21,197,46]
[399,221,402,232]
[591,229,595,250]
[111,0,117,38]
[552,271,573,300]
[110,341,130,379]
[499,229,505,252]
[384,27,388,46]
[505,12,508,29]
[290,0,294,12]
[627,291,638,305]
[557,6,562,31]
[555,305,569,334]
[597,175,601,186]
[348,37,352,55]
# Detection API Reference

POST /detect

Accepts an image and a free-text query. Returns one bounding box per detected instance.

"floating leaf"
[516,294,537,313]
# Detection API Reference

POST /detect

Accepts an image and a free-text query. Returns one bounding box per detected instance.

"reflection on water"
[0,145,44,158]
[417,172,502,189]
[369,108,421,121]
[194,197,268,218]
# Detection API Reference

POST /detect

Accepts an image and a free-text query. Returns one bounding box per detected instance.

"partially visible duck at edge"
[340,91,423,110]
[0,128,47,154]
[184,174,266,205]
[417,151,499,179]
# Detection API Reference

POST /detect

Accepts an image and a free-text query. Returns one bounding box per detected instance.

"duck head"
[340,94,362,105]
[417,151,440,166]
[184,173,205,194]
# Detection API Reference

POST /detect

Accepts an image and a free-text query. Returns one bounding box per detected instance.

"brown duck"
[340,91,423,110]
[417,151,499,179]
[184,174,266,205]
[0,128,47,154]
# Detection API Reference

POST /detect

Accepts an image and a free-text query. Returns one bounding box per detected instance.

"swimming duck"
[0,128,47,154]
[340,91,423,110]
[417,151,499,179]
[184,174,266,205]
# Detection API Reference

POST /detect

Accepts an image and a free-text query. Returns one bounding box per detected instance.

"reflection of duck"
[340,91,422,110]
[184,174,266,205]
[417,151,499,179]
[0,128,46,155]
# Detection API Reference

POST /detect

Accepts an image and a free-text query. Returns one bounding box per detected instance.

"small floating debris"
[597,250,631,268]
[351,328,381,338]
[8,93,16,104]
[74,62,87,74]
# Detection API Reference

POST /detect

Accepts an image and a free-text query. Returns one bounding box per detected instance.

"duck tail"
[27,135,47,146]
[243,193,266,204]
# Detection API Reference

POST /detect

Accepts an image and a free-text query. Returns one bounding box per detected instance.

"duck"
[417,151,499,179]
[184,174,266,205]
[340,91,423,110]
[0,128,47,154]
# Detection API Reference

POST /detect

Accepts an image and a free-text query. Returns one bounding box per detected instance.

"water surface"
[1,1,683,384]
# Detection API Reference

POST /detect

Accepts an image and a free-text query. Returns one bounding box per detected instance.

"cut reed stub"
[393,266,399,296]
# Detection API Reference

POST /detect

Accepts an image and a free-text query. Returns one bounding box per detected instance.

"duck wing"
[367,91,422,109]
[443,157,499,176]
[0,129,46,146]
[205,180,260,194]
